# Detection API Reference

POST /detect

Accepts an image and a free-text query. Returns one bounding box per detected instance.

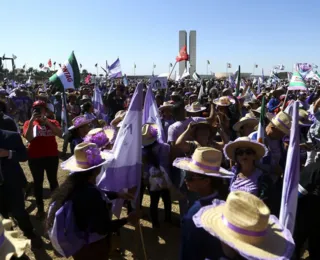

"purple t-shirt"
[167,117,206,143]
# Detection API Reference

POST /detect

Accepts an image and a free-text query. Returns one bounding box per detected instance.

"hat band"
[276,118,290,130]
[222,215,267,237]
[0,233,4,246]
[76,160,89,166]
[191,159,220,172]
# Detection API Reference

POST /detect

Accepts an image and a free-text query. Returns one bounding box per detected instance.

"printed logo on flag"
[150,77,168,89]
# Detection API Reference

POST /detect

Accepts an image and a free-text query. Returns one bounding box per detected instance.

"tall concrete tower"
[189,30,196,75]
[179,30,187,77]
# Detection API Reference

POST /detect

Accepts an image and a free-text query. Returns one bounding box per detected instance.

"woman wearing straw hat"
[173,147,233,260]
[68,115,94,155]
[47,143,137,260]
[233,113,258,137]
[193,191,295,260]
[141,123,172,228]
[0,215,30,260]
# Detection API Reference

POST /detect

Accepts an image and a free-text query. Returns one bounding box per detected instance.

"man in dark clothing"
[294,161,320,259]
[0,129,42,248]
[104,85,125,123]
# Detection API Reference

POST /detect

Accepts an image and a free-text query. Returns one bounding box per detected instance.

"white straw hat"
[266,111,292,135]
[173,147,234,178]
[159,101,174,111]
[142,123,158,146]
[185,102,206,113]
[213,96,235,106]
[0,216,30,260]
[224,136,267,161]
[84,127,117,148]
[193,191,294,260]
[233,113,259,132]
[61,142,113,172]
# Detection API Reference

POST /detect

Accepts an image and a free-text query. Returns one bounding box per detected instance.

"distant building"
[179,31,187,77]
[189,31,196,76]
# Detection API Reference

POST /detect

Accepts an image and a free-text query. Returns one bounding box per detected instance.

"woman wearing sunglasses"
[224,137,268,197]
[173,147,234,260]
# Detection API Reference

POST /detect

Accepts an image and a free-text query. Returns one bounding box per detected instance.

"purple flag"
[143,86,165,143]
[93,85,105,117]
[279,101,300,233]
[98,83,143,217]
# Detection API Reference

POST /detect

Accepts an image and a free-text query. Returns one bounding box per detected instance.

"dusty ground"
[21,138,181,260]
[19,138,309,260]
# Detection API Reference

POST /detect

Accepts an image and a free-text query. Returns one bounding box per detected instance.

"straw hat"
[110,110,127,128]
[298,109,312,127]
[0,216,30,260]
[213,96,235,107]
[159,101,174,111]
[81,95,91,101]
[173,147,234,178]
[266,111,292,135]
[68,116,93,131]
[185,102,206,113]
[142,123,158,146]
[251,106,262,118]
[193,191,294,260]
[61,142,113,172]
[233,113,259,132]
[224,137,267,161]
[84,127,117,148]
[171,91,179,96]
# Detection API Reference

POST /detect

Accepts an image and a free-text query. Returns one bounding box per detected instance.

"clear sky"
[1,0,319,76]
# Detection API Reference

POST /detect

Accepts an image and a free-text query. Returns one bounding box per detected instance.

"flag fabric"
[22,64,26,69]
[288,72,307,91]
[198,83,205,102]
[287,72,293,81]
[274,64,285,70]
[312,64,318,69]
[93,85,105,118]
[61,92,69,136]
[279,101,300,234]
[235,65,241,96]
[207,60,210,65]
[12,54,17,60]
[49,51,80,91]
[192,72,201,81]
[143,85,165,143]
[181,68,190,79]
[257,79,261,95]
[229,74,235,89]
[48,59,52,68]
[169,63,173,67]
[95,63,98,67]
[80,63,82,68]
[176,45,189,62]
[227,63,232,68]
[257,96,266,144]
[255,64,258,68]
[294,63,313,79]
[306,71,320,82]
[108,58,122,79]
[85,74,91,84]
[97,83,143,217]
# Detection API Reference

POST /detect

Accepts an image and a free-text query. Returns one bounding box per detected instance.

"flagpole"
[206,62,208,76]
[252,64,255,76]
[282,89,290,110]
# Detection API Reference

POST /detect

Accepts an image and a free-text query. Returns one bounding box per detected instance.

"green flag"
[235,65,241,96]
[288,72,307,91]
[49,51,80,91]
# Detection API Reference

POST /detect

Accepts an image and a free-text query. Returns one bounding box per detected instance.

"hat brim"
[213,98,236,107]
[61,151,114,172]
[68,119,94,131]
[224,140,267,161]
[266,113,290,135]
[159,104,173,111]
[104,126,117,144]
[185,106,207,113]
[0,218,31,260]
[194,202,294,260]
[173,158,234,179]
[233,118,258,132]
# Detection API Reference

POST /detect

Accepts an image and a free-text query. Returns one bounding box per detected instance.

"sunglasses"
[235,148,255,156]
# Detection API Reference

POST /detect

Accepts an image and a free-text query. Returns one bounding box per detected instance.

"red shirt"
[23,119,60,159]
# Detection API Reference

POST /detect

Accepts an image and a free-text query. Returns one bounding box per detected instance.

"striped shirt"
[230,168,263,196]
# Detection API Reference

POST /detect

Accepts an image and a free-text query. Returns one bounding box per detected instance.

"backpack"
[48,200,87,257]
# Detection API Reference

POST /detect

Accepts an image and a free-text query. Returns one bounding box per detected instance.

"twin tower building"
[179,30,196,77]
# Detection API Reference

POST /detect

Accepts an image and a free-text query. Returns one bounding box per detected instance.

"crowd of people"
[0,76,319,260]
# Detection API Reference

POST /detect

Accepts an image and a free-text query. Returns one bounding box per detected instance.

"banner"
[150,77,168,89]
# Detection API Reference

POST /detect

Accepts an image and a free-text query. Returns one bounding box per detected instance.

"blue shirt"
[267,97,280,113]
[180,193,223,260]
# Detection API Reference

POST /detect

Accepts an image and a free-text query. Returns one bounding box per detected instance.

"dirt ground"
[21,138,181,260]
[19,138,309,260]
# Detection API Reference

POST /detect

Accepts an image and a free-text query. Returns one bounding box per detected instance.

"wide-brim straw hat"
[0,216,30,260]
[171,91,179,96]
[84,127,117,148]
[61,142,113,172]
[142,123,158,146]
[173,147,234,179]
[298,109,312,127]
[266,111,292,135]
[251,106,262,118]
[233,114,259,132]
[110,110,127,128]
[193,191,294,260]
[194,191,294,259]
[185,101,206,113]
[159,101,174,111]
[68,116,93,131]
[224,137,267,161]
[213,96,235,107]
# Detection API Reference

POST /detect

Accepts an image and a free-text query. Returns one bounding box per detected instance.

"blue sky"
[1,0,319,76]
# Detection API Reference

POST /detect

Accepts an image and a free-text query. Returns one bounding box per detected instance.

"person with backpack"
[46,142,137,260]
